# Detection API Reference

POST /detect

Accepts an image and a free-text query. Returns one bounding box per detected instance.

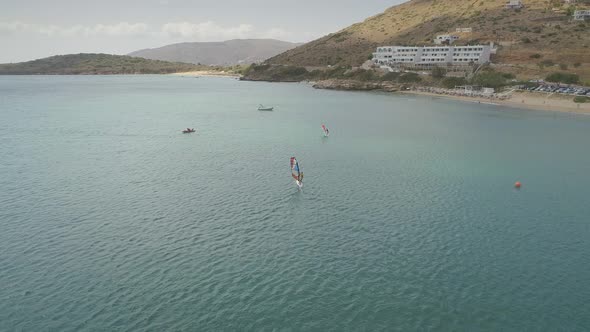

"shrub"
[381,72,400,81]
[518,81,540,89]
[530,53,542,59]
[566,7,576,16]
[473,71,509,89]
[559,63,568,70]
[574,96,589,103]
[325,66,348,79]
[540,59,555,66]
[574,63,581,68]
[278,66,308,77]
[521,37,532,43]
[502,73,516,79]
[346,69,378,81]
[431,66,447,79]
[545,72,580,84]
[398,72,422,83]
[441,77,467,89]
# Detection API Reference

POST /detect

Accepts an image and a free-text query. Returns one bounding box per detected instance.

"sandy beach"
[171,70,240,78]
[399,90,590,115]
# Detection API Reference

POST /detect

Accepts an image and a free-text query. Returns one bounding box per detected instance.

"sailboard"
[290,157,304,189]
[321,124,329,137]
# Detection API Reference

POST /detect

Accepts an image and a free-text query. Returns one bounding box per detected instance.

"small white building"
[455,27,473,33]
[482,87,495,95]
[373,44,495,66]
[505,0,524,9]
[574,10,590,20]
[434,35,460,45]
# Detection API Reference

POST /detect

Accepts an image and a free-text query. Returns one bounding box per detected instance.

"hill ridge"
[128,39,302,66]
[0,53,202,75]
[267,0,589,79]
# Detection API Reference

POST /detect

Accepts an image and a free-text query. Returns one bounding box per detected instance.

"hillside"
[0,54,202,75]
[128,39,301,66]
[267,0,589,80]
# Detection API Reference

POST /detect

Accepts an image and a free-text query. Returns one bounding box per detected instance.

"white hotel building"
[373,44,494,67]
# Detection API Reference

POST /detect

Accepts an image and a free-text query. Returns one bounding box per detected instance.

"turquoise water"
[1,75,589,331]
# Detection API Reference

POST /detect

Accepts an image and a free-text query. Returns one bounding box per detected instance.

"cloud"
[0,21,27,34]
[86,22,149,36]
[262,28,291,40]
[161,21,254,40]
[160,21,297,42]
[0,21,149,37]
[0,20,296,42]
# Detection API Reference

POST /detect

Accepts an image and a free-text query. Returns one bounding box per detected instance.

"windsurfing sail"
[321,124,329,137]
[290,157,303,183]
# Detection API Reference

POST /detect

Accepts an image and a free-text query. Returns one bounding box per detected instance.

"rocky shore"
[239,77,301,83]
[312,79,400,92]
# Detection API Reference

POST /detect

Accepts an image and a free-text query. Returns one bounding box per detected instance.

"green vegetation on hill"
[473,70,514,89]
[265,0,590,82]
[0,54,203,75]
[243,64,426,85]
[244,63,575,91]
[545,72,580,84]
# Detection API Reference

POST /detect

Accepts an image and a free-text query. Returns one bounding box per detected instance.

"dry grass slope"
[268,0,590,81]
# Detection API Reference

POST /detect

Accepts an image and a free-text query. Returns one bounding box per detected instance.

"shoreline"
[170,70,241,78]
[397,90,590,115]
[240,72,590,115]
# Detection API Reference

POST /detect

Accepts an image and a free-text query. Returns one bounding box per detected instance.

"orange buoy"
[515,181,522,189]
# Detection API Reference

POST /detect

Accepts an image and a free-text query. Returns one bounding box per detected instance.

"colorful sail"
[321,124,329,137]
[290,157,303,182]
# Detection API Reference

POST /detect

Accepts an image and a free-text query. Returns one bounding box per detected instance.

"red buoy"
[515,181,522,189]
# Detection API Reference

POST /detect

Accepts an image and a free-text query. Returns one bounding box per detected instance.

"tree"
[546,72,580,84]
[441,77,467,89]
[398,72,422,83]
[472,72,508,89]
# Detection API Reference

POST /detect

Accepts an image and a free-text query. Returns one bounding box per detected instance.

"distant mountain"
[0,54,202,75]
[128,39,302,66]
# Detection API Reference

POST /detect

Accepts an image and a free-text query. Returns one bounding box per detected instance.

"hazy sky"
[0,0,407,63]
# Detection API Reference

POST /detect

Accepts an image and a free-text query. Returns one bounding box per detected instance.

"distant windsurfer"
[322,124,329,137]
[291,157,303,189]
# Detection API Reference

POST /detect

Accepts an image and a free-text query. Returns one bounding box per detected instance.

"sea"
[1,75,589,331]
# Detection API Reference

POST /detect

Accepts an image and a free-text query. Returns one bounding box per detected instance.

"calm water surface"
[1,76,589,331]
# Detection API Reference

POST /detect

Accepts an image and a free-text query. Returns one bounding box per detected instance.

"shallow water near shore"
[1,75,589,331]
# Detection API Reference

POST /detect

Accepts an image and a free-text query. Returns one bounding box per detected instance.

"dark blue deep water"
[1,76,589,331]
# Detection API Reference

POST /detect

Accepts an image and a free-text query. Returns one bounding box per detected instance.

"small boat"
[258,104,274,111]
[182,128,196,134]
